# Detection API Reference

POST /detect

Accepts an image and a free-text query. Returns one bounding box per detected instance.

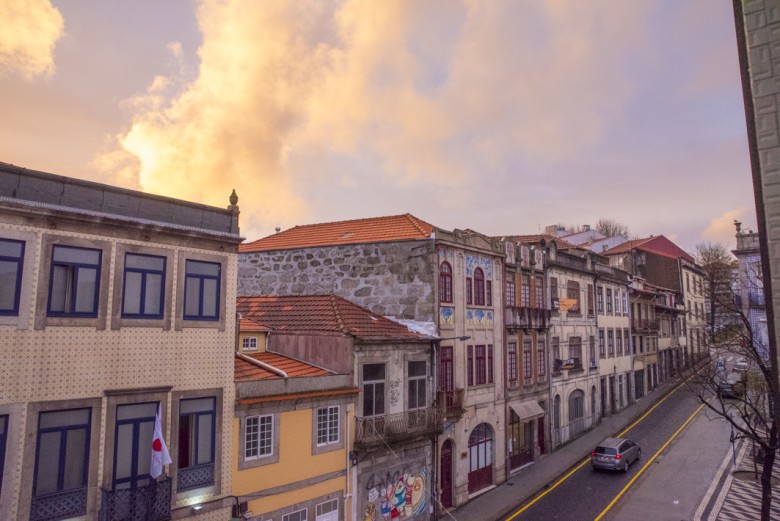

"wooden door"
[440,440,453,509]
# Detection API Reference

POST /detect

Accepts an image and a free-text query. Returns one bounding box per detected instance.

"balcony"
[505,307,552,332]
[438,388,465,417]
[177,463,214,492]
[355,407,443,448]
[99,477,172,521]
[31,488,87,521]
[632,318,659,332]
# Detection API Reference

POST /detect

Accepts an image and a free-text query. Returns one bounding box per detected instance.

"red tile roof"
[236,294,432,341]
[237,387,359,405]
[602,236,694,262]
[239,317,271,332]
[239,213,434,252]
[235,351,331,381]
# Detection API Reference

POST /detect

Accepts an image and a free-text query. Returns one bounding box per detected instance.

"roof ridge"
[329,294,350,335]
[405,213,434,236]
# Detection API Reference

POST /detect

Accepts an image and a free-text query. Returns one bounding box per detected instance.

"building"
[654,283,685,383]
[732,225,768,357]
[235,294,439,521]
[233,314,357,521]
[0,163,242,521]
[628,278,661,399]
[237,215,507,511]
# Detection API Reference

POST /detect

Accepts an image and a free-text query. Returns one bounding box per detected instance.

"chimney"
[275,227,281,233]
[583,224,590,231]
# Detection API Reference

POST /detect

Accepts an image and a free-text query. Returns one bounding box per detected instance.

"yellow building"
[0,163,242,521]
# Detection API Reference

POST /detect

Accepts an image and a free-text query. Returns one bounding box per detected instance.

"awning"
[509,401,545,421]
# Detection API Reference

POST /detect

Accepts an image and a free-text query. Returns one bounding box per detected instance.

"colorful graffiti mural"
[363,468,428,520]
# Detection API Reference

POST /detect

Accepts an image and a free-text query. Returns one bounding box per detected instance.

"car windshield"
[595,447,617,455]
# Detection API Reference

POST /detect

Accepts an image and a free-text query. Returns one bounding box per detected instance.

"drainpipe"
[431,339,440,521]
[344,404,352,517]
[546,265,554,452]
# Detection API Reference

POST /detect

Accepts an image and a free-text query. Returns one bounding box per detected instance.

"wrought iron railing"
[438,388,465,416]
[505,307,552,331]
[632,318,659,331]
[355,407,443,447]
[30,487,87,521]
[177,463,214,492]
[99,477,171,521]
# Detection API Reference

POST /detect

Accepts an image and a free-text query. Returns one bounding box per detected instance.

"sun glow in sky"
[0,0,755,251]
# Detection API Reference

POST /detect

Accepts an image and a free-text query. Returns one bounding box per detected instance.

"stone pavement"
[441,378,682,521]
[695,436,780,520]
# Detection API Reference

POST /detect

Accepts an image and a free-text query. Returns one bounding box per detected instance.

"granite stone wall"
[238,239,437,322]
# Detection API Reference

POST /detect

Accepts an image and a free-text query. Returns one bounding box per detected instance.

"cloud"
[95,0,664,239]
[702,208,748,246]
[0,0,63,80]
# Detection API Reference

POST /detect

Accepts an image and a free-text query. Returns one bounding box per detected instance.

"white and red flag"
[150,406,172,478]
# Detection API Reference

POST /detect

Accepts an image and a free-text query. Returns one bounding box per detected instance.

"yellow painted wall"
[238,331,268,353]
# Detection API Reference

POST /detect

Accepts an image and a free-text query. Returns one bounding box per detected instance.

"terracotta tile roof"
[236,294,432,341]
[239,213,434,252]
[239,317,271,332]
[602,236,694,262]
[237,387,359,405]
[235,351,332,381]
[498,233,579,250]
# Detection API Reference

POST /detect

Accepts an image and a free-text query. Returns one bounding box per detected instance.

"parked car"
[734,359,750,372]
[719,372,744,399]
[591,437,641,472]
[716,358,725,372]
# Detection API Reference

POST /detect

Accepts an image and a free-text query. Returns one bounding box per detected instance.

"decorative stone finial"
[229,189,238,206]
[734,220,742,234]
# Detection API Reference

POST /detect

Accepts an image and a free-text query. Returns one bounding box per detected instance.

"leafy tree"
[694,242,738,340]
[594,218,630,238]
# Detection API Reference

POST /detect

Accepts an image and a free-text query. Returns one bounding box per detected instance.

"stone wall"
[238,240,437,322]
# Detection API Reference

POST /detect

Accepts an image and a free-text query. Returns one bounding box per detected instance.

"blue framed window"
[183,260,220,321]
[31,408,91,521]
[0,238,24,316]
[0,415,7,496]
[47,245,101,317]
[113,402,158,489]
[177,397,216,491]
[122,254,166,319]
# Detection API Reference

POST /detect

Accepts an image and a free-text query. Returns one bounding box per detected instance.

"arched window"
[467,423,494,493]
[439,262,453,303]
[553,395,561,430]
[568,389,585,422]
[474,268,485,306]
[591,386,597,417]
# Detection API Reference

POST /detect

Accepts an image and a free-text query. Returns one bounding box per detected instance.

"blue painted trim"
[120,253,166,319]
[112,401,157,490]
[182,260,221,321]
[0,238,25,316]
[32,408,92,499]
[46,245,102,317]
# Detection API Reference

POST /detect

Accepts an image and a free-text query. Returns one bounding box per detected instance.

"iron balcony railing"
[632,318,659,332]
[355,407,443,448]
[99,477,172,521]
[437,388,465,416]
[177,463,214,492]
[505,307,552,331]
[30,487,88,521]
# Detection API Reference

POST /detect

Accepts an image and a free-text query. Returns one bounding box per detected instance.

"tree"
[687,265,779,521]
[694,242,738,340]
[594,218,630,238]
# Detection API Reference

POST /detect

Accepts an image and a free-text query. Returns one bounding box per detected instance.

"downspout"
[235,352,288,377]
[431,339,440,521]
[546,264,554,452]
[344,404,352,516]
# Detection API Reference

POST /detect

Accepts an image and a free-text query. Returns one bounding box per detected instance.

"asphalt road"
[501,385,711,521]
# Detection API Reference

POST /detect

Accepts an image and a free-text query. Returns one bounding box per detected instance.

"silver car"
[591,437,641,472]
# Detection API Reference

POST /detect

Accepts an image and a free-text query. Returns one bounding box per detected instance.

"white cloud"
[702,208,748,246]
[0,0,63,80]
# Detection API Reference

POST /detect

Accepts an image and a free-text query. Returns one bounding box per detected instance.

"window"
[535,276,544,308]
[569,337,582,367]
[566,281,580,313]
[122,253,165,318]
[48,245,101,316]
[521,274,531,307]
[523,340,533,381]
[242,336,258,351]
[568,390,585,421]
[316,499,339,520]
[686,273,690,292]
[597,286,604,313]
[608,330,614,356]
[537,339,546,380]
[408,361,427,409]
[467,346,474,386]
[32,408,91,520]
[587,284,594,315]
[622,292,628,314]
[589,336,596,366]
[614,290,621,315]
[316,406,340,446]
[550,277,558,301]
[475,345,487,385]
[466,277,472,305]
[506,280,516,306]
[0,238,24,315]
[283,508,308,521]
[616,332,623,355]
[474,268,485,306]
[507,342,518,386]
[486,280,493,306]
[606,288,613,313]
[488,345,494,384]
[183,259,220,320]
[625,330,630,355]
[599,330,605,357]
[439,262,453,303]
[178,397,216,491]
[245,415,273,459]
[552,337,560,367]
[362,364,385,417]
[0,415,6,494]
[113,402,157,489]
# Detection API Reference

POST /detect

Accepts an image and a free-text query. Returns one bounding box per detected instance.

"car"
[591,437,641,472]
[734,359,750,372]
[719,372,744,399]
[716,358,725,371]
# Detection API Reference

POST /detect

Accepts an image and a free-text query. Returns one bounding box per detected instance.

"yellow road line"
[593,402,706,521]
[504,381,687,521]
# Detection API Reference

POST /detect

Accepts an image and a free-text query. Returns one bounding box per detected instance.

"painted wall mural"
[363,468,429,520]
[439,306,454,324]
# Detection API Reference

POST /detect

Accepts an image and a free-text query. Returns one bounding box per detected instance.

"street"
[501,385,729,521]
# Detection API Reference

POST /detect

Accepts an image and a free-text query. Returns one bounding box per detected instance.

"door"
[440,439,453,509]
[609,376,617,414]
[537,416,545,455]
[600,378,607,417]
[468,423,494,493]
[440,346,454,409]
[113,402,157,489]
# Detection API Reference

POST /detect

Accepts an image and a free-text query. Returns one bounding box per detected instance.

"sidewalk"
[442,378,681,521]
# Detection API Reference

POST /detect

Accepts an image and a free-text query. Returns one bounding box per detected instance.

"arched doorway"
[553,395,561,446]
[467,423,494,493]
[591,385,597,420]
[440,439,454,508]
[568,389,585,437]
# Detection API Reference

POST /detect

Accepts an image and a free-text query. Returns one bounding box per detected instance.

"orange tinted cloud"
[702,209,748,245]
[0,0,63,80]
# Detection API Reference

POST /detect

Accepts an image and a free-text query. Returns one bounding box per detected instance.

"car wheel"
[623,460,630,473]
[637,449,642,461]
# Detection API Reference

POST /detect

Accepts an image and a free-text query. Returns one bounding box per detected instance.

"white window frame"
[316,406,340,447]
[245,414,273,460]
[242,336,258,351]
[283,508,308,521]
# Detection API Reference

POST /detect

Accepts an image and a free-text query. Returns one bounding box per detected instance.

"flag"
[150,406,172,478]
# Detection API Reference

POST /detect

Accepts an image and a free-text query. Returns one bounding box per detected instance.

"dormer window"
[242,336,258,351]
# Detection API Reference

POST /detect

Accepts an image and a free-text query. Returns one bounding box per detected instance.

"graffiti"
[389,379,401,406]
[364,467,429,520]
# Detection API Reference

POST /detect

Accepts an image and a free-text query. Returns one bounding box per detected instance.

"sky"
[0,0,757,253]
